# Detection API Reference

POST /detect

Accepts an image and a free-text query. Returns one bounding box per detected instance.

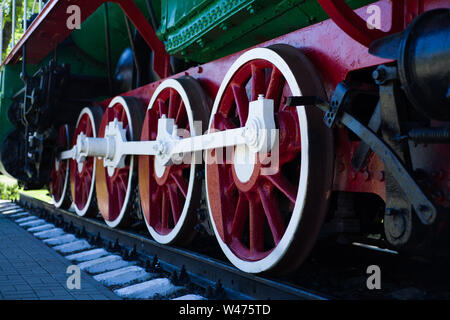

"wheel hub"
[154,157,167,179]
[232,144,256,183]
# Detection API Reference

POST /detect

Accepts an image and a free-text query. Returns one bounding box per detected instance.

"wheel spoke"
[74,175,81,203]
[113,107,120,121]
[258,186,285,245]
[265,68,285,108]
[161,188,170,230]
[170,172,188,198]
[277,111,301,158]
[115,183,124,212]
[157,99,167,117]
[248,196,265,256]
[229,193,248,238]
[107,180,115,220]
[231,84,249,126]
[265,172,297,204]
[251,64,265,102]
[117,171,128,191]
[149,186,162,226]
[85,118,93,137]
[168,89,180,119]
[85,165,93,182]
[118,108,125,123]
[81,179,87,209]
[83,175,91,202]
[175,101,187,127]
[213,113,237,131]
[225,181,236,198]
[167,184,181,225]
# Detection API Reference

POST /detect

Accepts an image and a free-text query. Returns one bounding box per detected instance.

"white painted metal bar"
[59,127,247,161]
[23,0,27,30]
[170,128,246,155]
[119,128,246,156]
[59,97,276,169]
[119,140,159,156]
[12,0,16,47]
[59,148,75,160]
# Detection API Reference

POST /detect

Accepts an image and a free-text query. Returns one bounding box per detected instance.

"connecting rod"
[59,96,277,170]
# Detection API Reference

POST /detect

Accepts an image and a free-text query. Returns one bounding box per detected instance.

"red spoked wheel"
[50,124,71,209]
[96,96,145,228]
[205,45,334,274]
[139,77,210,245]
[70,107,103,216]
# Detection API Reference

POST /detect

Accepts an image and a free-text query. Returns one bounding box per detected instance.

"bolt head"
[372,68,386,83]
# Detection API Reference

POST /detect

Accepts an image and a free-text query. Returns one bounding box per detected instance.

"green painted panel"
[71,3,129,68]
[0,39,109,175]
[71,0,160,68]
[158,0,376,63]
[0,64,22,175]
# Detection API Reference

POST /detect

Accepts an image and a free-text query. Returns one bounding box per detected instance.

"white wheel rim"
[143,79,197,244]
[103,96,135,228]
[205,47,310,273]
[73,108,98,217]
[52,125,70,208]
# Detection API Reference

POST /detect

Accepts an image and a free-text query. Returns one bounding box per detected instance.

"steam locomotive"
[0,0,449,274]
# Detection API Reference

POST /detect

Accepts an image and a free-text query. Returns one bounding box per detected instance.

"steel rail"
[19,193,328,300]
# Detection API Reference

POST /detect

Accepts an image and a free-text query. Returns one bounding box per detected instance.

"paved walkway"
[0,201,120,300]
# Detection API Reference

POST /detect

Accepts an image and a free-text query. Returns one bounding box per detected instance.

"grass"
[0,174,52,203]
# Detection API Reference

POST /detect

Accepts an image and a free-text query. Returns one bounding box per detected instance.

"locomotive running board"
[286,96,437,226]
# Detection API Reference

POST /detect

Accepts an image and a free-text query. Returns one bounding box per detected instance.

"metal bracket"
[323,82,351,129]
[286,94,437,226]
[351,101,381,171]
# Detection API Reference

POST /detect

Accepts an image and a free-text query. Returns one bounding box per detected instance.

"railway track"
[2,195,326,300]
[3,194,450,300]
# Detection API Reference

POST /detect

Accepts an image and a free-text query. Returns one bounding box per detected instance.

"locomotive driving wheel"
[50,124,71,209]
[70,106,104,216]
[205,45,334,274]
[139,77,210,245]
[96,96,145,228]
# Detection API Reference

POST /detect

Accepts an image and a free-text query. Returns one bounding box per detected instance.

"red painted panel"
[318,0,404,47]
[4,0,449,202]
[1,0,170,78]
[110,0,449,201]
[2,0,104,66]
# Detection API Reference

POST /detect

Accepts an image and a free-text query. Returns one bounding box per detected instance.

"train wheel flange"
[205,45,334,274]
[139,77,210,245]
[96,96,145,228]
[50,124,71,209]
[70,107,103,216]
